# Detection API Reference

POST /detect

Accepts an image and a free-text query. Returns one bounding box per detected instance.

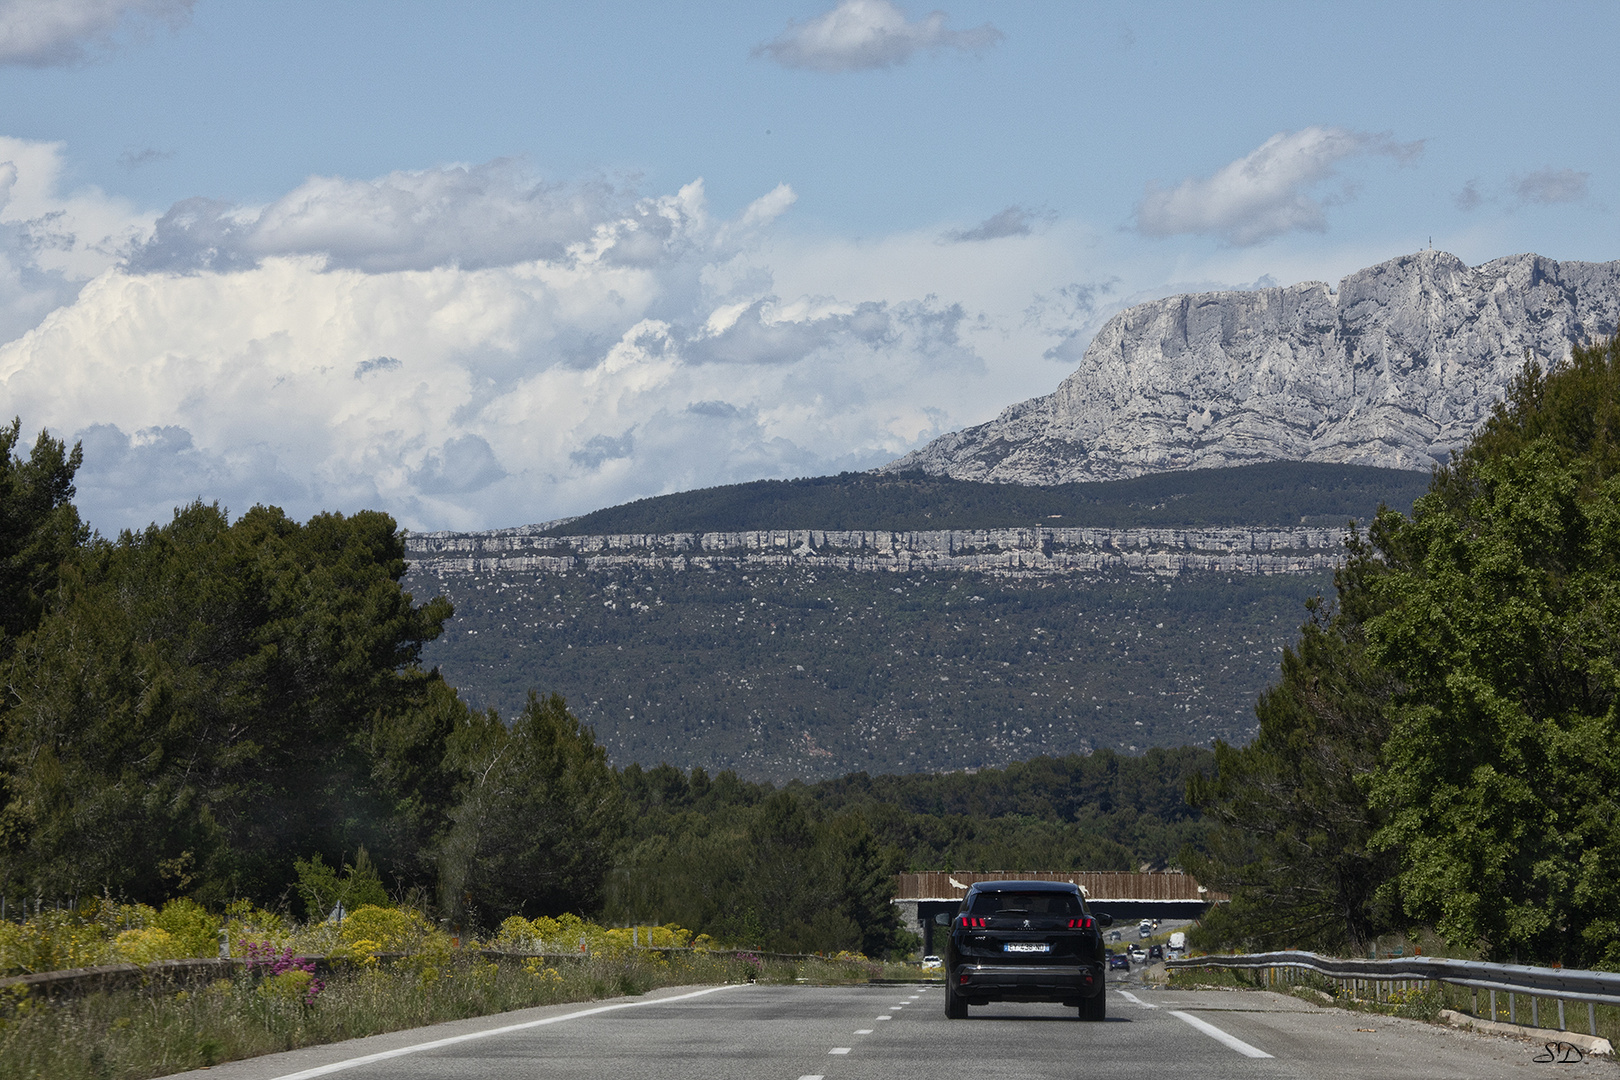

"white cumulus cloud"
[0,151,1009,534]
[126,160,775,275]
[1136,127,1422,246]
[0,0,193,66]
[754,0,1001,72]
[0,136,154,343]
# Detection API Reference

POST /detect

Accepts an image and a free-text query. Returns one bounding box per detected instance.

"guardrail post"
[1490,989,1497,1021]
[1531,996,1539,1028]
[1471,987,1479,1016]
[1558,998,1565,1031]
[1509,992,1516,1024]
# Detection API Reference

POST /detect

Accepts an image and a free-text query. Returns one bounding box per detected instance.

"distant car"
[1107,952,1131,971]
[943,879,1112,1020]
[1147,945,1164,961]
[1107,929,1122,942]
[1128,946,1147,963]
[921,955,942,970]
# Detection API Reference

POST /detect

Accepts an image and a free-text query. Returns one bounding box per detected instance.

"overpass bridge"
[894,871,1223,954]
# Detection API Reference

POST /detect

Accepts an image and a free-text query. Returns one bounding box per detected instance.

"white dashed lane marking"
[1117,990,1157,1009]
[1169,1011,1273,1058]
[855,1028,873,1034]
[829,1047,851,1055]
[876,1014,892,1020]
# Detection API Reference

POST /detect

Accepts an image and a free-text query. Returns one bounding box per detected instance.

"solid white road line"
[267,984,743,1080]
[1117,990,1157,1009]
[1169,1011,1273,1059]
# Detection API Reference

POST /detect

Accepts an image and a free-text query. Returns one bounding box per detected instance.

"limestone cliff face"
[406,524,1347,578]
[884,251,1620,483]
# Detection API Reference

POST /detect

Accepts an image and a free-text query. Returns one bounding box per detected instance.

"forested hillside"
[545,461,1428,535]
[409,458,1424,780]
[411,564,1326,781]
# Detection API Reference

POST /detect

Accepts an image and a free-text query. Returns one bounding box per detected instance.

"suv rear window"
[967,891,1083,916]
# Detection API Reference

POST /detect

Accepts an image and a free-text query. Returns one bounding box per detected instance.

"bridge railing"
[1167,950,1620,1037]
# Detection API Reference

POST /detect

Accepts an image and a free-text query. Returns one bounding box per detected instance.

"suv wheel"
[944,978,969,1019]
[1079,991,1106,1022]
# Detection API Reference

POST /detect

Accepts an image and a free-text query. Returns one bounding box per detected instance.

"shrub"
[0,908,116,973]
[335,905,426,956]
[153,899,220,958]
[112,927,181,965]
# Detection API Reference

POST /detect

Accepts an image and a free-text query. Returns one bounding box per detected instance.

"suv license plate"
[1004,942,1051,953]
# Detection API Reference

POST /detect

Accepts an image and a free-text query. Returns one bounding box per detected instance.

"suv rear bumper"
[952,962,1104,1003]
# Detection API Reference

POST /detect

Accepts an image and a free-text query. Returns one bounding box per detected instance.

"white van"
[1168,931,1186,954]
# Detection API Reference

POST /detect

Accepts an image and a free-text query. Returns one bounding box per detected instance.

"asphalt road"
[169,974,1617,1080]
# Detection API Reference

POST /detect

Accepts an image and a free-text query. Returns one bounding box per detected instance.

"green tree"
[293,847,391,920]
[1364,339,1620,966]
[0,419,85,657]
[0,501,455,905]
[822,811,905,957]
[435,692,625,929]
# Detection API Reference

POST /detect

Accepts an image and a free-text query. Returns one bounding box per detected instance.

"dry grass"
[0,951,772,1080]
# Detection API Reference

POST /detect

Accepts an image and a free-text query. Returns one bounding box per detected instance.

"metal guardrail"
[1167,950,1620,1006]
[1167,950,1620,1035]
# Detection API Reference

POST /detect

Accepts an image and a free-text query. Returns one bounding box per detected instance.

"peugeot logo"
[1022,919,1031,929]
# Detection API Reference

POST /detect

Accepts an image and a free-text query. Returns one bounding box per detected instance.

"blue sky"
[0,0,1614,533]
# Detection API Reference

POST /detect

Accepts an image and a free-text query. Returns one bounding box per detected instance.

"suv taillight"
[959,916,987,928]
[1068,918,1095,929]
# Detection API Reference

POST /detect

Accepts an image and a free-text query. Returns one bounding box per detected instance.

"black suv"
[942,880,1112,1020]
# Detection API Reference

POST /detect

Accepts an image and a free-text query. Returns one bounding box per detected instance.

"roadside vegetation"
[0,898,917,1080]
[1186,336,1620,970]
[0,945,864,1080]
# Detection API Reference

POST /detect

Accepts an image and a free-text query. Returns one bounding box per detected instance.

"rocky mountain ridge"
[405,524,1347,578]
[885,250,1620,484]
